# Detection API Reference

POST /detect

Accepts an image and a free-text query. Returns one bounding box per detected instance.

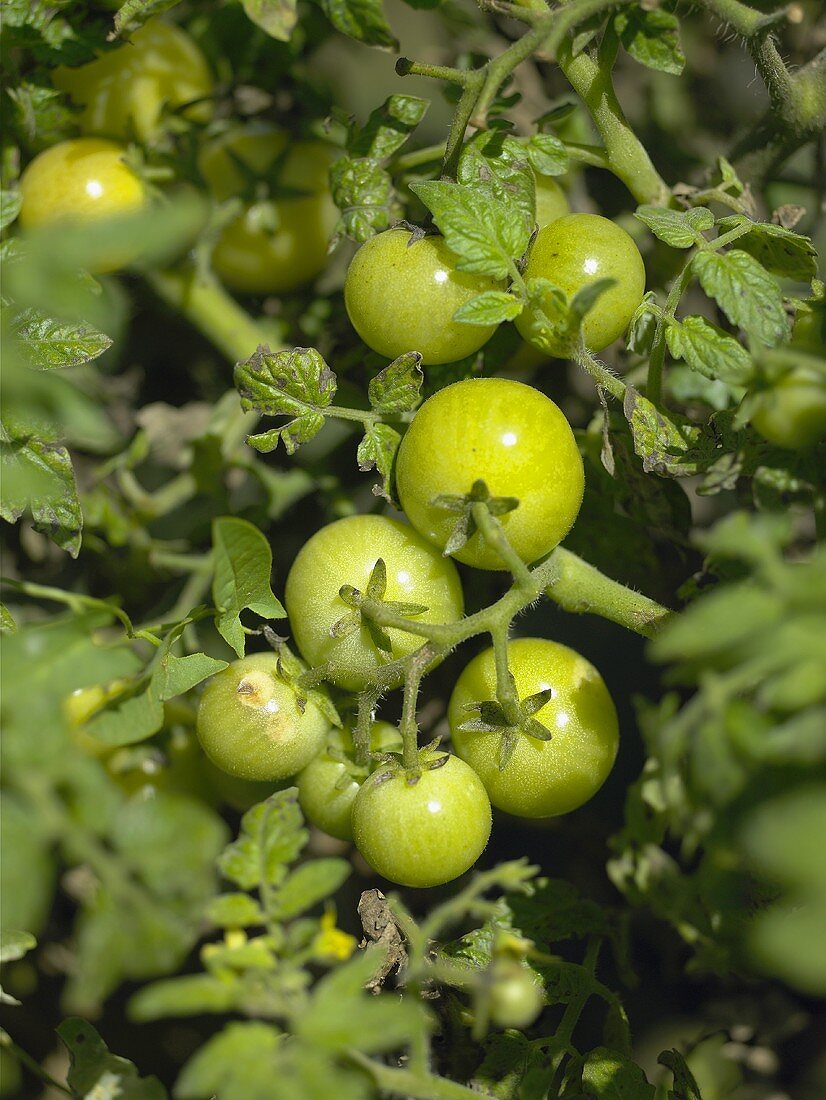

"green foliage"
[2,0,824,1096]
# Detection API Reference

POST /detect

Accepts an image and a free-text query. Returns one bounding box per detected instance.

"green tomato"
[196,652,330,781]
[284,514,464,691]
[352,753,492,887]
[18,138,146,272]
[488,960,545,1030]
[298,720,402,840]
[448,637,619,818]
[198,127,337,295]
[534,175,569,229]
[53,19,213,144]
[515,213,646,355]
[791,301,825,354]
[395,378,584,570]
[750,368,826,449]
[344,229,504,365]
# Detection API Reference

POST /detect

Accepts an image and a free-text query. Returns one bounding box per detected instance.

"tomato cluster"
[190,375,618,888]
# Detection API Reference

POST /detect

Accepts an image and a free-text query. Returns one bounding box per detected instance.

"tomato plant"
[395,377,584,569]
[196,652,330,780]
[515,213,646,355]
[198,127,338,295]
[344,229,504,364]
[2,0,825,1097]
[448,637,619,817]
[53,19,213,143]
[351,753,492,887]
[297,720,401,840]
[284,513,464,690]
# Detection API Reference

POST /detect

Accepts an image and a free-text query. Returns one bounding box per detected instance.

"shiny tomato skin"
[516,213,645,355]
[196,652,329,781]
[448,637,619,818]
[284,514,464,691]
[352,753,492,887]
[198,127,337,295]
[53,19,213,143]
[395,378,584,570]
[534,175,569,229]
[297,721,401,840]
[344,229,504,365]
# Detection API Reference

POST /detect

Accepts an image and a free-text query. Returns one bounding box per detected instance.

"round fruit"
[284,514,464,691]
[18,138,145,252]
[448,637,619,818]
[196,652,329,781]
[791,301,825,354]
[352,753,492,887]
[489,961,545,1029]
[395,378,584,570]
[344,229,504,365]
[534,175,569,229]
[750,368,826,450]
[515,213,645,355]
[298,720,402,840]
[198,127,337,295]
[53,19,213,143]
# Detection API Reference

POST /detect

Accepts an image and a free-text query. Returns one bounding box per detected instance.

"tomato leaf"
[692,249,789,347]
[368,353,423,413]
[634,205,713,249]
[411,180,529,279]
[212,516,285,657]
[614,8,685,75]
[319,0,398,49]
[716,216,818,281]
[242,0,298,41]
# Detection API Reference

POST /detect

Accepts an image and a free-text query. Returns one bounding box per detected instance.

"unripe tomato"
[395,378,584,570]
[750,368,826,449]
[196,652,330,781]
[53,19,213,143]
[352,753,492,887]
[284,514,464,691]
[488,960,545,1029]
[534,175,569,229]
[791,302,825,354]
[298,721,402,840]
[344,229,504,365]
[19,139,145,270]
[448,638,619,818]
[516,213,645,355]
[198,127,337,295]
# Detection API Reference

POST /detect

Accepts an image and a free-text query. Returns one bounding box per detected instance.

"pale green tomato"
[298,721,401,840]
[53,19,213,143]
[516,213,646,355]
[344,229,504,365]
[448,637,619,818]
[534,175,569,229]
[395,378,584,570]
[352,753,492,887]
[196,653,329,781]
[198,127,337,294]
[751,369,826,449]
[19,138,146,273]
[284,514,464,691]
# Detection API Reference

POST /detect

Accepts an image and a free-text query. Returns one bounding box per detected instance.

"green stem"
[399,647,435,768]
[442,77,485,179]
[557,40,670,205]
[471,502,535,587]
[575,347,626,402]
[354,689,379,769]
[491,620,523,727]
[542,547,672,638]
[1,1035,72,1096]
[145,267,284,364]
